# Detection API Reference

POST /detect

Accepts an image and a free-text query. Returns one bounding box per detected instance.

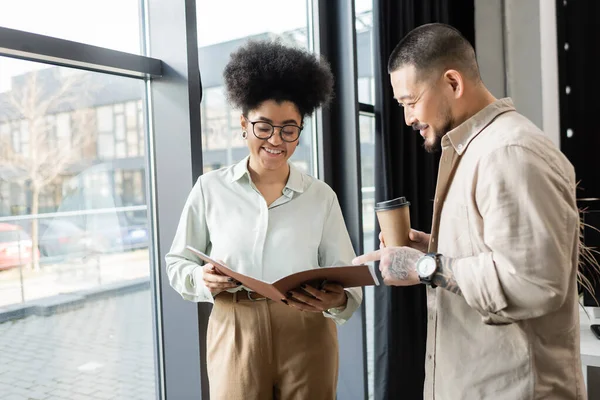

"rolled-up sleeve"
[453,145,578,325]
[319,193,363,325]
[165,177,213,303]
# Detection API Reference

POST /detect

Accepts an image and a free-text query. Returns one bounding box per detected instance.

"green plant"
[578,210,600,307]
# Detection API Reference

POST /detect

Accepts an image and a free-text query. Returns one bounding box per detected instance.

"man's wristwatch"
[416,253,441,288]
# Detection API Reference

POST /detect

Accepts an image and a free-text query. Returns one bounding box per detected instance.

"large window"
[360,112,376,400]
[0,58,155,399]
[356,0,375,106]
[355,0,376,399]
[196,0,316,175]
[0,0,142,54]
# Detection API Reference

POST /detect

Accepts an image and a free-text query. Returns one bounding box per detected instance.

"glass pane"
[196,0,314,175]
[359,113,376,400]
[98,133,116,160]
[357,4,375,398]
[97,106,114,132]
[0,58,156,399]
[0,0,142,54]
[115,115,126,140]
[356,0,374,105]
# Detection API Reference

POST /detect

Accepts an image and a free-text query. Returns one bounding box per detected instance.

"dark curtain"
[372,1,475,399]
[556,1,600,305]
[557,0,600,200]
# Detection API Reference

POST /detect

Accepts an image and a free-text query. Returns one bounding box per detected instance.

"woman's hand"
[284,282,348,313]
[202,263,240,295]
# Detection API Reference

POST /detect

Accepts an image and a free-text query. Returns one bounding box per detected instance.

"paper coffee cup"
[375,197,411,247]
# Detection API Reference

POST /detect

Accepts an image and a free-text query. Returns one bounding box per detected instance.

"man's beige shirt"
[424,98,586,399]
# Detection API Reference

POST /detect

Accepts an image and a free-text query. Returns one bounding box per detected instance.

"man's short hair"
[388,23,480,82]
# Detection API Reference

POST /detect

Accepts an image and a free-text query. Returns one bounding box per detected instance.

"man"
[354,23,585,399]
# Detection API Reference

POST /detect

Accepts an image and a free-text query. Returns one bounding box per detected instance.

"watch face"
[417,257,437,277]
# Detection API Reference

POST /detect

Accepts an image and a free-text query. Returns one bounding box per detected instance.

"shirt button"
[457,144,463,151]
[431,237,435,243]
[429,314,434,321]
[427,354,433,360]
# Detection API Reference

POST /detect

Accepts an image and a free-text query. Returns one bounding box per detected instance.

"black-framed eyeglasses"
[244,117,303,143]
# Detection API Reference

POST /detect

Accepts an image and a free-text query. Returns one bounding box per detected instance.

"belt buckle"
[247,290,266,302]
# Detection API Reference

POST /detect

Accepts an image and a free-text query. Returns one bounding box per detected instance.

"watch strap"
[419,253,441,288]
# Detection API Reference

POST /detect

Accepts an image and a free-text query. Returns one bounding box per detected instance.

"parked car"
[79,214,148,253]
[38,219,94,258]
[0,223,36,270]
[17,219,95,260]
[116,219,148,251]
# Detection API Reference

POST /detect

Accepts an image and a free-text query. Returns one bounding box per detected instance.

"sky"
[0,0,372,92]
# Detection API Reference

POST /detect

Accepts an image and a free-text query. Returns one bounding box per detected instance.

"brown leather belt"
[218,289,268,302]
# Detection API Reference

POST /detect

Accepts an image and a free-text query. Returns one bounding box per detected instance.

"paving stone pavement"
[0,283,376,399]
[0,290,156,400]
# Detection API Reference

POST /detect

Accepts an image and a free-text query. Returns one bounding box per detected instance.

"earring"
[242,131,247,139]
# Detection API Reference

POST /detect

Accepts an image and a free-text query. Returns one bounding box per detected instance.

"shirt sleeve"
[318,192,363,325]
[452,145,579,325]
[165,177,214,303]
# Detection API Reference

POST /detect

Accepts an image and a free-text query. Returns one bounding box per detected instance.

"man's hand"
[202,263,240,295]
[353,246,423,286]
[379,229,430,253]
[284,283,348,313]
[408,229,430,253]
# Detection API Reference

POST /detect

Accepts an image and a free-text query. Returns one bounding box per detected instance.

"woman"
[165,40,362,400]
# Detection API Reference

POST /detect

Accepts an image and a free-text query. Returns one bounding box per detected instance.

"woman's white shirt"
[165,156,362,324]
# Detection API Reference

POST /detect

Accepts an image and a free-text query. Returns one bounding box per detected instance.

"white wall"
[539,0,561,149]
[474,0,506,99]
[474,0,561,148]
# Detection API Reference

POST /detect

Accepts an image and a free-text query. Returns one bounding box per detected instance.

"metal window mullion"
[0,26,162,79]
[146,0,206,398]
[359,102,375,114]
[315,1,368,399]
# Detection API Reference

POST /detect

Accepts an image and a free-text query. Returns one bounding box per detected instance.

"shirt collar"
[231,155,305,194]
[285,162,304,194]
[442,97,516,155]
[231,156,250,182]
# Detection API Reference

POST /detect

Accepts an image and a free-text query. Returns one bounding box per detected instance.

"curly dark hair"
[223,40,334,118]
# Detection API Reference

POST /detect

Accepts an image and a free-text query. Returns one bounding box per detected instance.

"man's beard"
[420,110,454,153]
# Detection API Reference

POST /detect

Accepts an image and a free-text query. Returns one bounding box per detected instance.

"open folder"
[186,245,379,302]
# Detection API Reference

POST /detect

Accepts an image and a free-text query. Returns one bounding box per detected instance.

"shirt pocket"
[439,203,474,257]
